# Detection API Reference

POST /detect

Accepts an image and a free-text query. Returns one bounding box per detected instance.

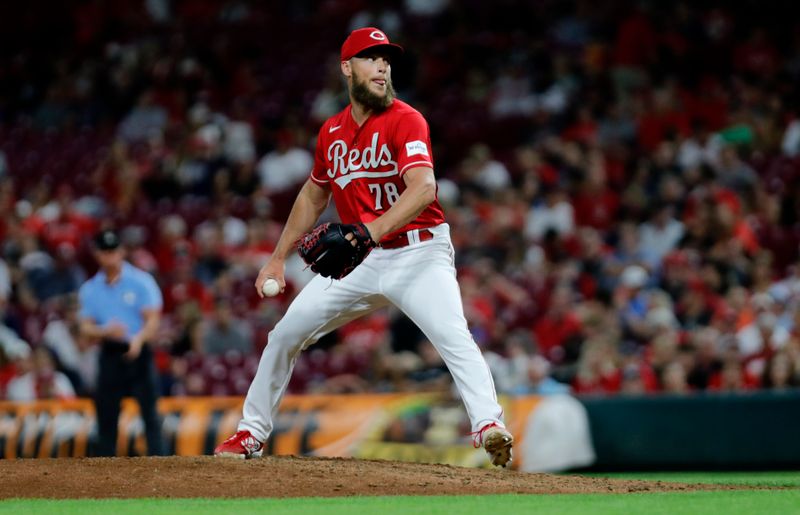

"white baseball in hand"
[261,278,281,297]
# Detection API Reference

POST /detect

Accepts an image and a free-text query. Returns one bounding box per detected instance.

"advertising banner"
[0,393,594,471]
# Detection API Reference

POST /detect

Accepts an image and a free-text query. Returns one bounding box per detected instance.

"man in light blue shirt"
[79,229,164,456]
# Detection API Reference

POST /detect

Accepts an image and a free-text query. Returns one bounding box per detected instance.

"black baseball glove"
[297,223,376,279]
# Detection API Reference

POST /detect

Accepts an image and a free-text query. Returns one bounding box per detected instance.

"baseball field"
[0,457,797,514]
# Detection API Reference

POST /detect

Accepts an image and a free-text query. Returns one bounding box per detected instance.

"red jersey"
[310,99,445,242]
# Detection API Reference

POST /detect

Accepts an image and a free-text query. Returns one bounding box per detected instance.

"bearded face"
[349,66,395,112]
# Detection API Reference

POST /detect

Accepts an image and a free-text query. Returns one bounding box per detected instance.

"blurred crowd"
[2,0,800,401]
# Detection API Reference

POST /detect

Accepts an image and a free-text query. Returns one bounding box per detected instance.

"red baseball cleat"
[473,423,514,467]
[214,430,264,459]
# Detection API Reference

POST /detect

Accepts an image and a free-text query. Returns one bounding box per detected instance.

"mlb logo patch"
[405,140,429,157]
[123,291,137,305]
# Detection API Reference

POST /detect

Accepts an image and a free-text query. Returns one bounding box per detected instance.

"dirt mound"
[0,456,732,499]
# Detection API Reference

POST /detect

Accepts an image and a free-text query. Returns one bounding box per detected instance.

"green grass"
[3,472,798,514]
[1,491,800,515]
[586,471,800,488]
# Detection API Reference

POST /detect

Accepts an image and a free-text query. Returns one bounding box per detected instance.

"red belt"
[379,229,435,249]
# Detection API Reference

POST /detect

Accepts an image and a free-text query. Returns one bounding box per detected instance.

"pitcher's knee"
[426,328,474,350]
[266,325,318,355]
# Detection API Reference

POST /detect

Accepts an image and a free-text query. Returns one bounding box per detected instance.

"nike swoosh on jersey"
[329,125,342,133]
[334,168,399,189]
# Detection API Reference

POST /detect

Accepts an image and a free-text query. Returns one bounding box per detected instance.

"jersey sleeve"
[393,112,434,177]
[309,128,331,188]
[140,273,164,311]
[78,283,97,321]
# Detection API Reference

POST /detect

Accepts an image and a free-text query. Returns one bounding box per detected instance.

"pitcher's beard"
[350,71,395,112]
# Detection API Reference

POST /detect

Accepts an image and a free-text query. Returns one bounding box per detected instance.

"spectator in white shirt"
[6,346,76,401]
[638,203,684,268]
[256,130,313,193]
[525,185,575,242]
[42,295,98,394]
[782,118,800,157]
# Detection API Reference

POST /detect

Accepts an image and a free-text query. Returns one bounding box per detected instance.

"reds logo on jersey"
[309,99,445,231]
[326,132,398,189]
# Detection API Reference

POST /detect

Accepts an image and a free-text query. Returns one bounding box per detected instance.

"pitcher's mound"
[0,455,726,499]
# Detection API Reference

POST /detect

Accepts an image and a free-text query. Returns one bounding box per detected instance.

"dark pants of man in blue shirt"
[94,342,163,456]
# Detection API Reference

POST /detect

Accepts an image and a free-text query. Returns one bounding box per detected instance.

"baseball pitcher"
[214,27,513,467]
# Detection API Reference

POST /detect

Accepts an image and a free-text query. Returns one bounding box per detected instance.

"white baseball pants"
[238,223,505,442]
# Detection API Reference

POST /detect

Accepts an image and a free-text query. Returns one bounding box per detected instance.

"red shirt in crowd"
[533,311,582,361]
[572,188,620,231]
[24,211,97,252]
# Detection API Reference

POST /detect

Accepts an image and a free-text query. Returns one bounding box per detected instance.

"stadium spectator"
[509,355,571,395]
[117,90,169,143]
[6,346,76,401]
[26,243,86,302]
[256,129,313,194]
[737,294,791,357]
[42,295,98,395]
[532,285,582,363]
[638,204,685,268]
[661,361,692,395]
[201,299,253,355]
[524,185,575,243]
[0,326,31,399]
[761,351,799,390]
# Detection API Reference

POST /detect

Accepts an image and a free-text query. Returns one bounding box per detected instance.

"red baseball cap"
[340,27,404,61]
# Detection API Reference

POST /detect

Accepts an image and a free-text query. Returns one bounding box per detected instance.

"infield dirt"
[0,455,744,499]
